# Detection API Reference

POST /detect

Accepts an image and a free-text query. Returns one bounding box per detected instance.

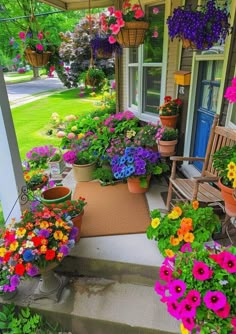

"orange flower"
[170,235,180,246]
[183,232,194,243]
[180,218,193,231]
[173,206,182,217]
[165,249,175,258]
[192,200,199,210]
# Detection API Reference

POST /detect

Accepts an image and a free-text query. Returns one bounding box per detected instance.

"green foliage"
[213,145,236,187]
[92,166,116,185]
[85,67,106,88]
[134,123,159,147]
[0,303,61,333]
[146,202,221,257]
[160,128,178,141]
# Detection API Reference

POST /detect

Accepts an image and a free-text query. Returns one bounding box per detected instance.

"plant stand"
[33,269,69,302]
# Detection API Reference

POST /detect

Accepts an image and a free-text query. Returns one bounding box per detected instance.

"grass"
[0,202,4,228]
[4,70,46,84]
[11,88,102,159]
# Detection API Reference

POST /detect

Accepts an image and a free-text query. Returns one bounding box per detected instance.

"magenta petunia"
[168,279,186,299]
[203,291,227,311]
[186,290,201,307]
[182,317,195,331]
[215,302,230,318]
[179,299,197,318]
[166,298,181,320]
[180,242,192,253]
[159,265,173,282]
[192,261,213,280]
[154,281,167,296]
[221,252,236,273]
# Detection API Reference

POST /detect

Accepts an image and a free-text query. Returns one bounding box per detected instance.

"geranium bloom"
[192,261,213,280]
[203,291,227,311]
[45,249,56,261]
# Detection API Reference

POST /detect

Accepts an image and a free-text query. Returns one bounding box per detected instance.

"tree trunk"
[32,67,40,79]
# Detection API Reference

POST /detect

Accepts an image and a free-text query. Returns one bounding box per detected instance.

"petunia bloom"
[203,290,227,311]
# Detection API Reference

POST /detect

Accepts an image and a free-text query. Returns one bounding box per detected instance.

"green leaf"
[0,312,7,321]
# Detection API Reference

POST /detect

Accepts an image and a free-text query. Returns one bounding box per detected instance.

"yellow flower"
[168,211,180,220]
[227,169,236,181]
[77,133,84,139]
[71,125,77,132]
[126,130,136,139]
[53,230,64,240]
[10,241,19,251]
[40,221,49,229]
[0,247,6,257]
[180,323,189,334]
[233,179,236,188]
[151,218,160,229]
[228,161,236,170]
[40,245,47,253]
[62,235,68,242]
[165,249,175,258]
[170,235,180,246]
[15,227,26,238]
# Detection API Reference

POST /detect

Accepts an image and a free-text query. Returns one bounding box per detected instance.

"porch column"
[0,67,26,224]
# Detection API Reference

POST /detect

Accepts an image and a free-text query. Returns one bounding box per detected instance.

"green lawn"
[12,88,102,159]
[4,70,46,84]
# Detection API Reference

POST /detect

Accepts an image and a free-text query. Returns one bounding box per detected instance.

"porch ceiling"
[38,0,114,10]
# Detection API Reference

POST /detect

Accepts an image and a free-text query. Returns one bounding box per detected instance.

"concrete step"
[2,275,179,334]
[56,234,164,286]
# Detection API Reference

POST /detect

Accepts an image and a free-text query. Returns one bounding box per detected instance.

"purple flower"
[38,229,50,238]
[10,275,20,288]
[180,243,192,253]
[27,266,39,277]
[59,245,69,256]
[203,291,227,311]
[168,279,186,299]
[69,227,79,239]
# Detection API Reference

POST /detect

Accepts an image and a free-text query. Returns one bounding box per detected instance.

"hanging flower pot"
[90,35,122,59]
[24,48,52,67]
[116,21,150,48]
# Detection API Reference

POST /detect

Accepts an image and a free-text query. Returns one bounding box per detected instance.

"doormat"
[73,182,150,237]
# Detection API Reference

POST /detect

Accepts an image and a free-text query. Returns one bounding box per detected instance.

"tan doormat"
[73,181,150,237]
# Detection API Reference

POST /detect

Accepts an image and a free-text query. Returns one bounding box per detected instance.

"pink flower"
[9,37,15,45]
[186,290,201,307]
[159,264,173,282]
[67,133,75,139]
[117,18,125,28]
[110,23,121,35]
[214,302,230,318]
[167,298,181,320]
[19,31,26,40]
[114,10,123,19]
[152,30,158,38]
[134,8,144,19]
[108,35,117,44]
[192,261,213,280]
[221,252,236,273]
[224,77,236,103]
[180,243,192,253]
[36,43,44,51]
[232,317,236,328]
[37,32,43,40]
[203,291,227,311]
[57,131,66,138]
[108,6,115,15]
[154,281,167,296]
[182,317,195,331]
[179,299,197,318]
[153,7,159,14]
[168,279,186,299]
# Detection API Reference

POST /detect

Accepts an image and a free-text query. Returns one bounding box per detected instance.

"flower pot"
[96,48,113,59]
[40,186,72,205]
[71,210,84,242]
[116,21,149,48]
[29,175,49,191]
[48,158,66,176]
[72,162,96,182]
[218,179,236,217]
[157,140,178,157]
[24,48,52,67]
[127,175,151,193]
[160,115,178,128]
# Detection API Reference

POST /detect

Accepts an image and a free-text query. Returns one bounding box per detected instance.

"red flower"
[45,249,56,260]
[164,96,172,102]
[15,263,25,276]
[3,251,12,263]
[32,236,43,247]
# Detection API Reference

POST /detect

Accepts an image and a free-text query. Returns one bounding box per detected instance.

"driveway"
[6,77,65,106]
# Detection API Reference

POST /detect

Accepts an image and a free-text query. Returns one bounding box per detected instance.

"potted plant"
[213,145,236,216]
[155,127,178,157]
[90,34,122,59]
[85,67,105,88]
[146,201,221,257]
[92,166,119,186]
[111,146,169,193]
[158,96,182,128]
[18,30,54,67]
[48,149,66,177]
[167,0,231,50]
[23,169,49,191]
[154,242,236,333]
[25,145,57,170]
[100,1,152,47]
[134,123,159,151]
[52,198,87,242]
[1,205,77,300]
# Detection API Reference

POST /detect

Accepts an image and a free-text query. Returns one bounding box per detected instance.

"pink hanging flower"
[192,261,213,280]
[37,32,44,40]
[18,32,26,40]
[168,279,186,299]
[108,35,117,44]
[152,30,158,38]
[203,291,227,311]
[153,7,159,14]
[36,43,44,51]
[215,302,231,318]
[224,77,236,103]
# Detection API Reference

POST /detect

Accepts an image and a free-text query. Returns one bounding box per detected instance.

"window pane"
[213,61,223,81]
[230,103,236,126]
[129,67,138,107]
[142,67,161,114]
[210,86,220,112]
[129,48,138,63]
[143,4,165,63]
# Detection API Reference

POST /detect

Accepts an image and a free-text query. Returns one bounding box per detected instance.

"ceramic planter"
[218,179,236,217]
[40,186,72,205]
[48,158,66,176]
[72,162,96,182]
[158,140,178,157]
[127,175,151,193]
[71,210,84,242]
[160,115,178,128]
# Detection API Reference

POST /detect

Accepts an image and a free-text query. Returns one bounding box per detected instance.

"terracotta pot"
[116,21,149,48]
[40,186,72,205]
[160,115,178,128]
[71,211,84,242]
[158,140,178,157]
[72,162,96,182]
[127,175,151,193]
[218,179,236,217]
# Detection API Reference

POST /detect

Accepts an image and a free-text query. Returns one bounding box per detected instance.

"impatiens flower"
[168,279,186,299]
[203,291,227,311]
[192,261,213,280]
[215,302,230,318]
[186,290,201,307]
[160,264,173,282]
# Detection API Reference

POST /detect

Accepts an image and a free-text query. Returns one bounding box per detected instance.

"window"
[127,3,165,119]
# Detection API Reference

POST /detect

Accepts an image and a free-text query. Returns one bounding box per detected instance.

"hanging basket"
[24,48,52,67]
[116,21,149,48]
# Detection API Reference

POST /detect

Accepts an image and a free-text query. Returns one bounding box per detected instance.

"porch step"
[56,234,164,286]
[2,275,179,334]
